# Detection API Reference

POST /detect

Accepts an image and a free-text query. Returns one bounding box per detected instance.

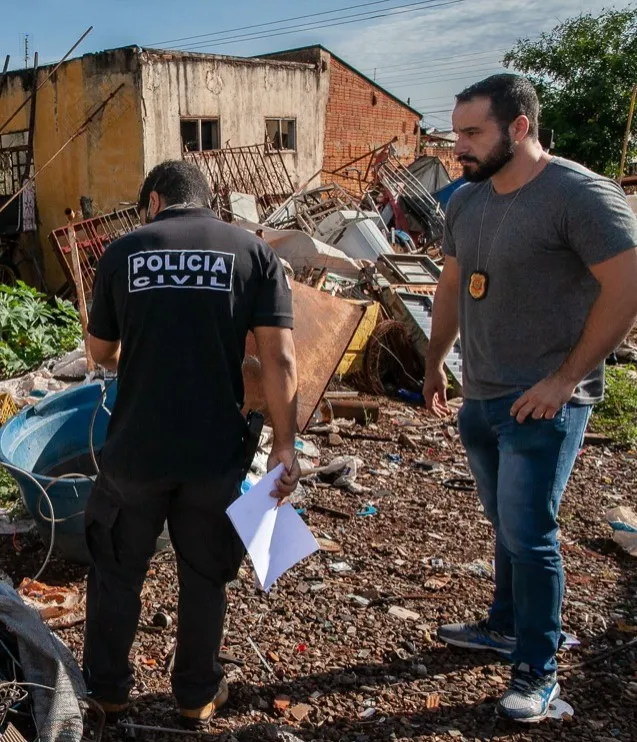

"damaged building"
[0,43,422,290]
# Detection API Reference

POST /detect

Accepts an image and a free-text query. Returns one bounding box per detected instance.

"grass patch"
[591,365,637,447]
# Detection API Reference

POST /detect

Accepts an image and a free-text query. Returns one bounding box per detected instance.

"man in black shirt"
[84,160,300,729]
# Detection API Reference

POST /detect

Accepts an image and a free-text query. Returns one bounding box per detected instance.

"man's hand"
[510,374,576,424]
[267,447,301,506]
[423,365,450,418]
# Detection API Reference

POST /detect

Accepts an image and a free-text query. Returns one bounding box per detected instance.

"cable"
[363,48,507,74]
[373,56,507,82]
[0,462,57,583]
[89,379,113,475]
[149,0,396,47]
[172,0,465,51]
[378,64,505,87]
[376,64,505,86]
[384,68,505,90]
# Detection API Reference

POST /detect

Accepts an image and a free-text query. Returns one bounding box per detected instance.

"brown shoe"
[179,678,229,730]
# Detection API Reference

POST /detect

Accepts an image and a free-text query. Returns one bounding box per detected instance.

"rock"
[414,664,429,677]
[273,694,291,711]
[289,703,312,722]
[328,433,344,447]
[398,432,419,451]
[388,606,421,621]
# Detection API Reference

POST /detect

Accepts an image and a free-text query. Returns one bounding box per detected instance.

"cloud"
[321,0,634,125]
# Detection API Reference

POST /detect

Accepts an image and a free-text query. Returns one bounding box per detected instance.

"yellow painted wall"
[0,48,145,289]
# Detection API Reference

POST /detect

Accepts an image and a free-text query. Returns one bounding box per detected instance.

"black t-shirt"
[88,207,293,482]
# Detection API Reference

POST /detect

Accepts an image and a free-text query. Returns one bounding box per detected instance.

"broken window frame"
[0,130,31,197]
[180,117,221,153]
[265,118,297,153]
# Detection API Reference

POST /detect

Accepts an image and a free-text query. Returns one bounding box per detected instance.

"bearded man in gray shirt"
[423,74,637,723]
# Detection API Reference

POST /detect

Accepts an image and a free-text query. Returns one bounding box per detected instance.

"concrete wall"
[139,50,329,188]
[0,48,144,288]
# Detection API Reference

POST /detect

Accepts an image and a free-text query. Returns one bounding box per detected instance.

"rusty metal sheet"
[243,282,366,432]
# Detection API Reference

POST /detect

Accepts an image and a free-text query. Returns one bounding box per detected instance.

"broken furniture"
[49,206,141,298]
[186,143,294,222]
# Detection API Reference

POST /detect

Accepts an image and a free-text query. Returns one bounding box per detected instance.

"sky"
[1,0,634,129]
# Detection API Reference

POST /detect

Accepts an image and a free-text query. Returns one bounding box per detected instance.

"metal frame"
[186,143,294,220]
[49,206,141,296]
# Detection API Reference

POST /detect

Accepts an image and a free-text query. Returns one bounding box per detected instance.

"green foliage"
[591,365,637,447]
[0,466,20,509]
[0,282,82,379]
[503,8,637,176]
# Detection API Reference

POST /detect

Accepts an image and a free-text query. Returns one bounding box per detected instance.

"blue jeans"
[458,393,592,674]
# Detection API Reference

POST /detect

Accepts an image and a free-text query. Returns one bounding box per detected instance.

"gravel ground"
[1,397,636,742]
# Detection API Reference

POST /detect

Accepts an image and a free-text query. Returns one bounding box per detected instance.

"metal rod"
[66,212,95,372]
[21,52,38,184]
[326,136,398,179]
[0,26,93,135]
[0,55,10,99]
[247,635,277,679]
[0,82,123,217]
[618,85,637,183]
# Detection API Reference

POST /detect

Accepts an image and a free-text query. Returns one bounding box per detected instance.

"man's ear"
[147,190,161,220]
[511,115,530,144]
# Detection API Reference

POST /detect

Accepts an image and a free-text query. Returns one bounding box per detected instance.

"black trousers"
[82,466,245,709]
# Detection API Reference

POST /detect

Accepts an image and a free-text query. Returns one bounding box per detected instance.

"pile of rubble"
[1,396,636,742]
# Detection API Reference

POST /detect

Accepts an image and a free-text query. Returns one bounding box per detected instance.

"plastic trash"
[397,389,424,405]
[356,504,378,517]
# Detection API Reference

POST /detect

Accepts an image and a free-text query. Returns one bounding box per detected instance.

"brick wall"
[420,145,463,180]
[324,56,420,183]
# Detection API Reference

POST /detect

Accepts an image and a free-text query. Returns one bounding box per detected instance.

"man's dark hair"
[456,74,539,139]
[138,160,212,211]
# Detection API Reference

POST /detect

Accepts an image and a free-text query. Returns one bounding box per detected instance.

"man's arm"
[511,247,637,422]
[88,336,120,371]
[423,256,460,417]
[253,325,300,503]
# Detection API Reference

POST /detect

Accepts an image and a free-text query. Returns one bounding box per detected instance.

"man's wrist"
[553,366,579,389]
[425,356,445,372]
[271,440,295,452]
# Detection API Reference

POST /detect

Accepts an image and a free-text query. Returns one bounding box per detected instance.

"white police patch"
[128,249,235,293]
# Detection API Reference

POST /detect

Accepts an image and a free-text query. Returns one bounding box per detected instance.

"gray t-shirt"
[443,157,637,404]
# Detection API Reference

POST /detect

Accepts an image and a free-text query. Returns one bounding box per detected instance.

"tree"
[503,8,637,176]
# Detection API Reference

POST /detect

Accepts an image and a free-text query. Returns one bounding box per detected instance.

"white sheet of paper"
[226,464,319,592]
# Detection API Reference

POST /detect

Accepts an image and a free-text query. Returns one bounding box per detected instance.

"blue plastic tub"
[0,382,117,563]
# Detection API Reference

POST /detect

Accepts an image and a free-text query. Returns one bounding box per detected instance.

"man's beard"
[459,131,515,182]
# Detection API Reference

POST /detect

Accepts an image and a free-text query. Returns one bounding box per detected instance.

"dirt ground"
[1,397,636,742]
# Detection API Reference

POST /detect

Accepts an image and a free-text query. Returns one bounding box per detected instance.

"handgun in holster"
[242,410,264,479]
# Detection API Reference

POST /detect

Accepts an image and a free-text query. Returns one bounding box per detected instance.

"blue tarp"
[433,178,467,209]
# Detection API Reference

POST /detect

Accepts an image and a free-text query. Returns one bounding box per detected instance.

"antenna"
[21,33,32,68]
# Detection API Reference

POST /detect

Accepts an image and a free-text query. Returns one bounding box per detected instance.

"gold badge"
[469,271,488,300]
